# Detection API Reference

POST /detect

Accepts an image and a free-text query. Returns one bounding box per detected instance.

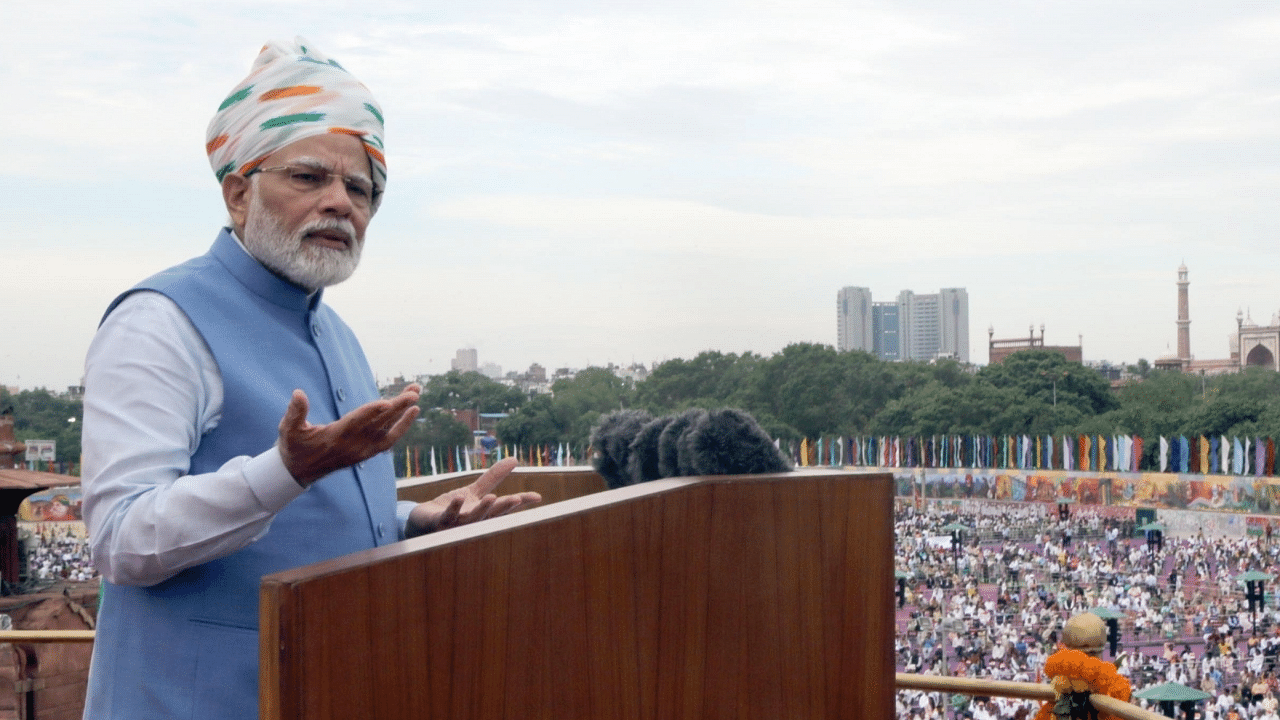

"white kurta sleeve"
[81,291,305,587]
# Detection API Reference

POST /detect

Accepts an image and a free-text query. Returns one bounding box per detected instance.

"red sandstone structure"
[0,415,23,472]
[987,325,1083,365]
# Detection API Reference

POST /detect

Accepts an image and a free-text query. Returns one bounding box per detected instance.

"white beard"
[242,191,363,291]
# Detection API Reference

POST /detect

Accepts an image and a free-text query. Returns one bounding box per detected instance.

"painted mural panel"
[18,487,83,522]
[893,468,1280,517]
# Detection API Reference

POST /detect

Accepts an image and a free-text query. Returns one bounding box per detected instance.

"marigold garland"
[1033,647,1132,720]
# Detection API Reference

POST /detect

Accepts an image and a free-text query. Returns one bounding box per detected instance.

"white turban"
[206,37,386,204]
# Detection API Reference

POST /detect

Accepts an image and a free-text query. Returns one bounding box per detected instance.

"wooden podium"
[260,468,894,720]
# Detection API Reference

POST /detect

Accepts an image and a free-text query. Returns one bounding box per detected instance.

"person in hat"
[80,38,540,719]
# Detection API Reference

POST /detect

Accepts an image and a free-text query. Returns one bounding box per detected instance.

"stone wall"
[0,585,96,720]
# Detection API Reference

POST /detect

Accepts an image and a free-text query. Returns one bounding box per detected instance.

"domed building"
[1238,309,1280,371]
[1160,264,1280,375]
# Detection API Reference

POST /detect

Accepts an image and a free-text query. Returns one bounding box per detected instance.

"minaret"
[1177,263,1191,363]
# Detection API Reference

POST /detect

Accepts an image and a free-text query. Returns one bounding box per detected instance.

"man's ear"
[222,174,251,236]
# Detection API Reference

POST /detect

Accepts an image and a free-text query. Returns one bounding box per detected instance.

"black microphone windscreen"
[589,409,654,489]
[657,408,707,478]
[627,416,673,485]
[683,408,793,477]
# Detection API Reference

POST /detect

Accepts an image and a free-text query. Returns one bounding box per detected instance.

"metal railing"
[896,672,1172,720]
[0,630,94,643]
[0,632,1187,719]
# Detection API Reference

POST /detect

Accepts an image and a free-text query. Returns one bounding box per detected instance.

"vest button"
[336,388,347,402]
[377,522,386,538]
[311,322,322,337]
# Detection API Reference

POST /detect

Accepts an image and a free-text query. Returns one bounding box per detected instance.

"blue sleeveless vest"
[84,229,399,719]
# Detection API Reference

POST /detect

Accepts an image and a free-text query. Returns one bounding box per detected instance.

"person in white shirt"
[81,37,541,720]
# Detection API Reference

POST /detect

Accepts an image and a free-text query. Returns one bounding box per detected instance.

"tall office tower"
[1177,264,1191,362]
[838,286,969,362]
[836,287,874,352]
[871,303,901,361]
[938,288,970,363]
[451,348,479,372]
[897,290,939,361]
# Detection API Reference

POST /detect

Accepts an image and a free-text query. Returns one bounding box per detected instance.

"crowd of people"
[14,487,1280,717]
[20,522,97,586]
[894,500,1280,718]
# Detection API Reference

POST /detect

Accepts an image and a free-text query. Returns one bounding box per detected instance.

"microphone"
[589,409,654,489]
[677,408,792,477]
[592,407,792,485]
[657,409,707,479]
[626,415,674,485]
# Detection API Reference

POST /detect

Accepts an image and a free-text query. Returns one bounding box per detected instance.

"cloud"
[7,1,1280,388]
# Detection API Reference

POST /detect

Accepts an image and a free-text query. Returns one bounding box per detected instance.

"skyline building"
[871,303,901,361]
[451,348,478,372]
[836,286,969,363]
[835,287,873,354]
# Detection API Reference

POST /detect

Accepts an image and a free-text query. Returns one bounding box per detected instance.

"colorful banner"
[18,487,82,522]
[892,468,1280,515]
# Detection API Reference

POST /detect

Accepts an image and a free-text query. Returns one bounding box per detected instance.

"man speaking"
[80,38,539,718]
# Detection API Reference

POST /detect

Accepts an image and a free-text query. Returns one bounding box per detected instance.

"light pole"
[1040,370,1068,406]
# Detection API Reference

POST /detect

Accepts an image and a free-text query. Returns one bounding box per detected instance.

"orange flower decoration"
[1035,647,1132,720]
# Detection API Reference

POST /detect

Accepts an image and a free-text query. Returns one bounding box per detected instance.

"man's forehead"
[264,135,373,176]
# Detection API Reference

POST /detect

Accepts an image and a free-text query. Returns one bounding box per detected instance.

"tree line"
[11,343,1280,474]
[0,387,83,469]
[400,345,1280,461]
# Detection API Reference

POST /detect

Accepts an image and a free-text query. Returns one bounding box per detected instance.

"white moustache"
[301,218,357,247]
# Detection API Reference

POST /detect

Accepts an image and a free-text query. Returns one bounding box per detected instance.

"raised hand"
[406,457,542,537]
[278,385,421,487]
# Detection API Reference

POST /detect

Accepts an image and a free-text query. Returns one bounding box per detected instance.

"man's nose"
[317,174,354,214]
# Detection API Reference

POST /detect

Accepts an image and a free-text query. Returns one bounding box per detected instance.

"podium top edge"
[266,469,889,588]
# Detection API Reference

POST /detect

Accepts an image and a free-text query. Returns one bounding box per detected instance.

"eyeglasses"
[254,164,380,210]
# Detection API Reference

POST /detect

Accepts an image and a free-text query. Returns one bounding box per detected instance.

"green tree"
[1111,370,1198,438]
[744,343,916,438]
[869,381,1069,437]
[979,351,1117,416]
[633,351,761,413]
[495,367,638,447]
[419,370,526,413]
[1213,367,1280,404]
[1126,358,1152,380]
[495,395,563,447]
[0,387,83,469]
[546,367,636,445]
[1181,397,1266,438]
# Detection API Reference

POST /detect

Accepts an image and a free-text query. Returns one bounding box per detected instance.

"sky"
[4,1,1280,391]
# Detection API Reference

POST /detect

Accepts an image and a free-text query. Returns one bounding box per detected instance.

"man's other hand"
[278,385,421,487]
[406,457,542,537]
